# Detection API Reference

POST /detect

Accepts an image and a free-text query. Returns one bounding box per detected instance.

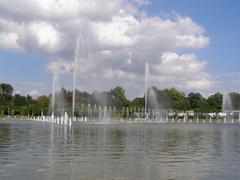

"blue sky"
[145,0,240,72]
[0,0,239,98]
[144,0,240,92]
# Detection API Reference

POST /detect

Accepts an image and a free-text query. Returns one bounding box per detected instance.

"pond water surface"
[0,120,240,180]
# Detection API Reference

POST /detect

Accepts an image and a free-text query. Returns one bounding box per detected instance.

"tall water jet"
[144,62,166,123]
[222,92,232,112]
[72,22,90,117]
[103,106,109,122]
[50,71,61,117]
[49,71,64,117]
[72,36,80,117]
[51,72,57,116]
[222,92,232,123]
[145,62,150,120]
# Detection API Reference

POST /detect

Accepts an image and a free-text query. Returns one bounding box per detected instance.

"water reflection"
[0,121,240,180]
[107,128,126,159]
[0,124,11,147]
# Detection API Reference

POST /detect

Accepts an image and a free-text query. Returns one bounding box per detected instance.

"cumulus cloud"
[0,0,214,97]
[0,0,126,21]
[28,90,41,97]
[151,52,214,90]
[46,60,73,74]
[0,18,66,53]
[0,32,20,50]
[0,0,209,54]
[20,22,61,53]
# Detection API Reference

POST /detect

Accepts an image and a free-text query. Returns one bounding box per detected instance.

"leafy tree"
[187,92,207,111]
[230,92,240,110]
[36,95,49,108]
[0,83,13,95]
[4,82,240,117]
[207,93,222,111]
[110,86,129,108]
[25,95,35,105]
[132,97,144,107]
[12,94,27,106]
[164,88,189,110]
[0,83,13,105]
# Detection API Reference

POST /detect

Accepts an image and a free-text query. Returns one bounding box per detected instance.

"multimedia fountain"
[28,76,240,125]
[31,59,172,125]
[28,92,240,125]
[24,37,240,125]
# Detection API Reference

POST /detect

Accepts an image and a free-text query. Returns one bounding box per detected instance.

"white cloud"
[103,68,137,81]
[150,52,214,90]
[0,32,21,50]
[28,90,40,97]
[154,52,207,76]
[0,0,214,97]
[46,60,73,74]
[20,22,61,53]
[0,18,63,53]
[184,76,213,90]
[92,14,138,48]
[0,0,126,21]
[0,1,210,55]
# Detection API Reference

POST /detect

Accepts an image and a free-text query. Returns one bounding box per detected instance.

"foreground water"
[0,120,240,180]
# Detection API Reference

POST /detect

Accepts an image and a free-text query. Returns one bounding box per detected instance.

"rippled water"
[0,120,240,180]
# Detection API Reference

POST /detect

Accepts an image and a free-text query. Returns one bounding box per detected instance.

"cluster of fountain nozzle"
[31,112,95,126]
[28,111,240,125]
[32,112,72,126]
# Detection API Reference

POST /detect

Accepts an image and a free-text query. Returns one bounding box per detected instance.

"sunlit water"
[0,120,240,180]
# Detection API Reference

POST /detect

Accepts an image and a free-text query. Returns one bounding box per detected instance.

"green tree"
[0,83,13,105]
[12,94,27,106]
[110,87,129,108]
[36,95,49,108]
[132,97,144,107]
[164,88,189,110]
[187,92,207,111]
[230,92,240,110]
[26,95,35,105]
[207,93,222,111]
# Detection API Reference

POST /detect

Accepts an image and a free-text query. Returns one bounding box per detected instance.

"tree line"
[1,82,240,116]
[0,83,49,116]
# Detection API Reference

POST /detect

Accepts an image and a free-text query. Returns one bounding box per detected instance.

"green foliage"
[163,88,190,110]
[187,92,207,110]
[1,82,240,116]
[207,93,222,111]
[12,94,27,106]
[230,92,240,110]
[0,83,13,105]
[36,95,49,108]
[110,86,129,108]
[132,97,144,108]
[0,83,13,95]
